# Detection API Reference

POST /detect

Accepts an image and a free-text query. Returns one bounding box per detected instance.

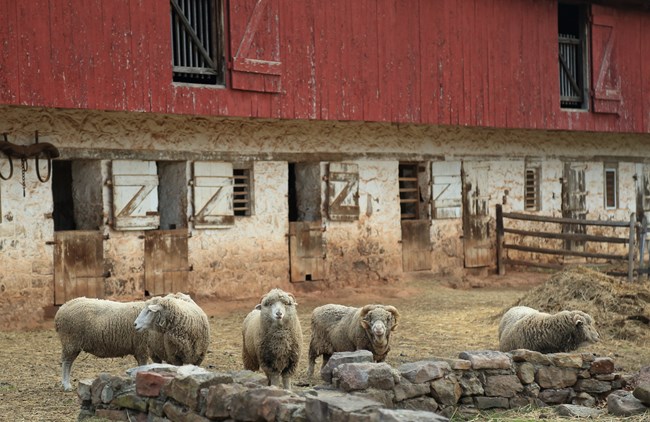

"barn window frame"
[558,2,589,110]
[524,164,541,211]
[399,163,421,220]
[604,163,618,210]
[170,0,225,85]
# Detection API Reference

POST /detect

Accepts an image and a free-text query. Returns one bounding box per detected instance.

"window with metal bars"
[558,3,588,109]
[233,168,252,216]
[171,0,224,85]
[524,166,540,211]
[399,164,420,220]
[604,165,617,210]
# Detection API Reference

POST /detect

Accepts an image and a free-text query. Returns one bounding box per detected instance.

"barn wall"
[0,1,649,133]
[1,105,650,327]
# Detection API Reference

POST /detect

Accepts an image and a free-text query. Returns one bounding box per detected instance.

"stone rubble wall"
[78,350,650,421]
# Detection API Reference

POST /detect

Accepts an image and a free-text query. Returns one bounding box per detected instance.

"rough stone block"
[556,404,604,418]
[430,377,462,406]
[590,357,615,375]
[473,396,509,409]
[334,362,397,391]
[607,390,649,417]
[458,351,511,369]
[536,366,578,389]
[538,388,573,405]
[321,351,374,383]
[205,383,249,419]
[393,379,431,402]
[304,390,383,422]
[398,361,449,384]
[230,387,296,421]
[549,353,583,368]
[166,372,234,410]
[135,371,175,397]
[483,375,523,398]
[510,350,552,366]
[574,378,613,394]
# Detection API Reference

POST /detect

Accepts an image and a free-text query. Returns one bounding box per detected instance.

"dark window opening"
[558,3,588,109]
[288,163,298,222]
[233,168,252,216]
[605,166,618,209]
[399,163,420,220]
[52,161,76,231]
[171,0,224,85]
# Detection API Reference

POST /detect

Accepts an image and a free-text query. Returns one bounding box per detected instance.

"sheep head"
[360,305,400,347]
[572,311,600,346]
[134,300,164,332]
[259,289,297,326]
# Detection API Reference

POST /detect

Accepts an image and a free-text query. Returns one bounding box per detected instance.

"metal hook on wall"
[0,131,60,195]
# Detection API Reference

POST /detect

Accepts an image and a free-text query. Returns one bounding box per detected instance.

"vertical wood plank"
[0,0,19,104]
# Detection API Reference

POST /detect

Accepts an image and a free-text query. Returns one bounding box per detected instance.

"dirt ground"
[1,269,649,422]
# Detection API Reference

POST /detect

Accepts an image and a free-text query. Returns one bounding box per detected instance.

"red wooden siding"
[1,0,649,133]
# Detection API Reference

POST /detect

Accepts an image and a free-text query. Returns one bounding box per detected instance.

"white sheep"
[134,293,210,366]
[54,297,151,391]
[241,288,302,389]
[498,305,600,353]
[307,304,400,379]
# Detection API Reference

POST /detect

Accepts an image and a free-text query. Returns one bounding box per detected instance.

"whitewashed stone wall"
[1,105,649,327]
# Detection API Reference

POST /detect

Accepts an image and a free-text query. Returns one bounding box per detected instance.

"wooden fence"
[495,204,637,281]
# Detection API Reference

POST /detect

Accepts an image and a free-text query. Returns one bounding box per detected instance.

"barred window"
[171,0,225,85]
[524,166,541,211]
[233,168,252,217]
[604,165,618,209]
[558,3,588,109]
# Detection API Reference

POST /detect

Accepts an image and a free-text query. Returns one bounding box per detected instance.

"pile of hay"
[510,266,650,342]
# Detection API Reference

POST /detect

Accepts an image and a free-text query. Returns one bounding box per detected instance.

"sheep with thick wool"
[134,293,210,366]
[498,305,600,353]
[307,304,400,379]
[55,297,151,391]
[242,288,302,390]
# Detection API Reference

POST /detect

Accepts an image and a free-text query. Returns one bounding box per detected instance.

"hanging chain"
[21,158,27,197]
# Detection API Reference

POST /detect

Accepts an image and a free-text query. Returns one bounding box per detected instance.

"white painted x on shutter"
[112,160,159,230]
[432,161,462,219]
[193,162,234,228]
[327,162,359,221]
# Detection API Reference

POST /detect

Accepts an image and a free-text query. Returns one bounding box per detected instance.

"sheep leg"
[61,350,79,392]
[267,372,282,387]
[282,374,292,390]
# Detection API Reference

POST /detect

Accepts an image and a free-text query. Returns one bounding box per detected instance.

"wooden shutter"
[192,161,234,228]
[54,231,106,304]
[228,0,281,93]
[432,161,462,219]
[462,163,492,268]
[591,5,620,114]
[327,162,359,221]
[561,163,588,251]
[112,160,159,230]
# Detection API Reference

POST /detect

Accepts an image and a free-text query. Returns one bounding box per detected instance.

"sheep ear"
[360,319,370,330]
[255,304,262,311]
[148,304,162,312]
[573,314,584,326]
[288,293,297,306]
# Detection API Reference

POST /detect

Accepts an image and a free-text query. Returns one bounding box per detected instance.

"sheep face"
[134,302,162,332]
[258,289,297,326]
[360,305,399,347]
[574,311,600,346]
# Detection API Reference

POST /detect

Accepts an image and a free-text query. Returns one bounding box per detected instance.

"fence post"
[629,213,636,282]
[496,204,505,275]
[641,215,648,279]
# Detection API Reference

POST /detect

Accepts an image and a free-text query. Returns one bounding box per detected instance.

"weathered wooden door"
[562,163,587,251]
[53,231,105,305]
[144,229,190,296]
[401,220,432,272]
[288,221,325,282]
[462,163,492,268]
[636,164,650,223]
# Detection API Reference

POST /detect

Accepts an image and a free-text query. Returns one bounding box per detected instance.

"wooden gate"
[144,229,190,296]
[462,164,492,267]
[288,221,325,282]
[401,220,432,272]
[53,231,105,305]
[562,163,587,252]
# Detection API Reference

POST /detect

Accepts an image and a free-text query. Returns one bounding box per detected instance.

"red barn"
[0,0,649,327]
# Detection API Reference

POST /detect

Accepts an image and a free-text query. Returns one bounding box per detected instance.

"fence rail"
[496,204,637,281]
